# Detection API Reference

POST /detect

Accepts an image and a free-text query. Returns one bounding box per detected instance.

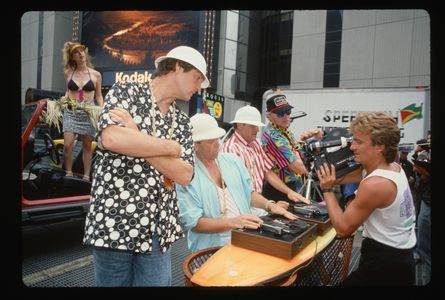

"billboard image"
[82,11,201,71]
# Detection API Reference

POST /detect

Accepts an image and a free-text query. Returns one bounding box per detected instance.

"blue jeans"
[416,201,431,285]
[92,234,172,287]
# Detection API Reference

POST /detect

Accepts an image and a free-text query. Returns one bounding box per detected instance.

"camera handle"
[298,172,324,202]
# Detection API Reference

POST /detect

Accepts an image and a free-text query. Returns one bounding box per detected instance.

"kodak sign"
[115,71,151,83]
[102,70,155,86]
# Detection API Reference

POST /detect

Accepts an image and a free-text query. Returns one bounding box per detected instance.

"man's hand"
[228,214,264,230]
[316,163,336,189]
[276,200,290,210]
[300,129,323,141]
[269,204,298,220]
[287,190,311,204]
[109,107,138,130]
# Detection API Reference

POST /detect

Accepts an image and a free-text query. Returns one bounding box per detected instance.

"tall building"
[21,10,430,122]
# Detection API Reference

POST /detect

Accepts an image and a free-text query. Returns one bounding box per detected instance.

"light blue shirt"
[176,152,253,252]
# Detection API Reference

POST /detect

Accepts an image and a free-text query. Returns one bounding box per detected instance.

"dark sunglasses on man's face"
[275,110,292,118]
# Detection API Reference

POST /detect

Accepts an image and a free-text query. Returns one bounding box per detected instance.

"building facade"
[21,10,430,122]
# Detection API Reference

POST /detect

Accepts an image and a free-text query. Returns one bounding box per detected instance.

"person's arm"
[107,107,192,185]
[287,158,308,176]
[192,214,264,232]
[62,70,70,100]
[176,178,264,232]
[146,156,193,186]
[94,70,104,107]
[101,125,181,158]
[317,163,395,237]
[250,191,297,220]
[264,170,310,204]
[334,167,363,185]
[264,131,308,175]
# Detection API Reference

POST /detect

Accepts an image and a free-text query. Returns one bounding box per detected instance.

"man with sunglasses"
[261,94,308,203]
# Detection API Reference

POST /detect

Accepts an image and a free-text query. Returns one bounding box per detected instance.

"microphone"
[308,136,352,152]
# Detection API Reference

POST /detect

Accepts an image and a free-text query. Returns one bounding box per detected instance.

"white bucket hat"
[154,46,210,88]
[190,113,226,142]
[230,105,265,127]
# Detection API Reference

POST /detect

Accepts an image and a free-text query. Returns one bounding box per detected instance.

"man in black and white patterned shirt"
[82,46,209,286]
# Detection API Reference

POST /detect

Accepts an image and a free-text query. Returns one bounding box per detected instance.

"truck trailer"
[262,87,430,149]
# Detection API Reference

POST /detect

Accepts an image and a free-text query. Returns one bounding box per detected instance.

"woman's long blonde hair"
[62,41,94,71]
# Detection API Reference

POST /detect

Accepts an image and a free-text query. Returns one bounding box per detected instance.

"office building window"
[259,11,293,87]
[323,10,343,87]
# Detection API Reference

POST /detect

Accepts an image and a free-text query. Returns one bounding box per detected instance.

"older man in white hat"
[84,45,207,287]
[222,105,309,216]
[176,113,297,252]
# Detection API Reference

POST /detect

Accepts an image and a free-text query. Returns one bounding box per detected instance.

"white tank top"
[361,163,417,249]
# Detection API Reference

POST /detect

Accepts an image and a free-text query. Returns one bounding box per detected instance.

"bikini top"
[67,68,95,92]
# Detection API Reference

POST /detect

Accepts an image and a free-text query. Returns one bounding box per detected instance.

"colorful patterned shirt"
[261,122,301,184]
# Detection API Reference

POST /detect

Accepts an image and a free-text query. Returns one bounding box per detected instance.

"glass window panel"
[226,11,239,41]
[324,62,340,75]
[225,40,238,70]
[326,10,343,31]
[323,74,340,87]
[238,14,250,44]
[237,43,248,72]
[324,41,342,64]
[326,30,342,42]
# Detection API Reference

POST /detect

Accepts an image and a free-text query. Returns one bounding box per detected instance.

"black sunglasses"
[275,110,292,118]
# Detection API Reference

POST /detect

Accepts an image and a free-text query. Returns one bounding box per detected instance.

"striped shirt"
[261,122,301,184]
[222,131,274,193]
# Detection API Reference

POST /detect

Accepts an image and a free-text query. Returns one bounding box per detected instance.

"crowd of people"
[51,40,431,287]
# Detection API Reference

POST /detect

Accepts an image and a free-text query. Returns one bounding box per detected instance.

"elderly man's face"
[236,123,259,144]
[195,138,221,162]
[267,109,292,129]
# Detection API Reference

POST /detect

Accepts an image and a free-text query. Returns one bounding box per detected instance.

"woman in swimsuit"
[62,41,103,181]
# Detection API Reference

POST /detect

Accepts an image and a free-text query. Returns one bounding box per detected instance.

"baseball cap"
[266,94,294,114]
[154,46,209,88]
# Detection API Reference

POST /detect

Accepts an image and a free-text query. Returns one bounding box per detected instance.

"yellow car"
[54,138,97,157]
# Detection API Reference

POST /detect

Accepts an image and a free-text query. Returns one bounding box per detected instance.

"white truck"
[262,87,430,150]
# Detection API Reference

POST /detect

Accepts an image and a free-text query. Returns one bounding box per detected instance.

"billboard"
[81,11,201,71]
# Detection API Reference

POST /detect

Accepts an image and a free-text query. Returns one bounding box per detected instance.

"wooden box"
[231,217,318,259]
[296,215,332,235]
[292,203,332,235]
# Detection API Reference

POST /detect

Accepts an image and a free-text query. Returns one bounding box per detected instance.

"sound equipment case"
[231,217,317,259]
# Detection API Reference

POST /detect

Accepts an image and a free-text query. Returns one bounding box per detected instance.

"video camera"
[299,127,360,181]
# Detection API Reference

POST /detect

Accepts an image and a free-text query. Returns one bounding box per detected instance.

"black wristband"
[322,188,334,193]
